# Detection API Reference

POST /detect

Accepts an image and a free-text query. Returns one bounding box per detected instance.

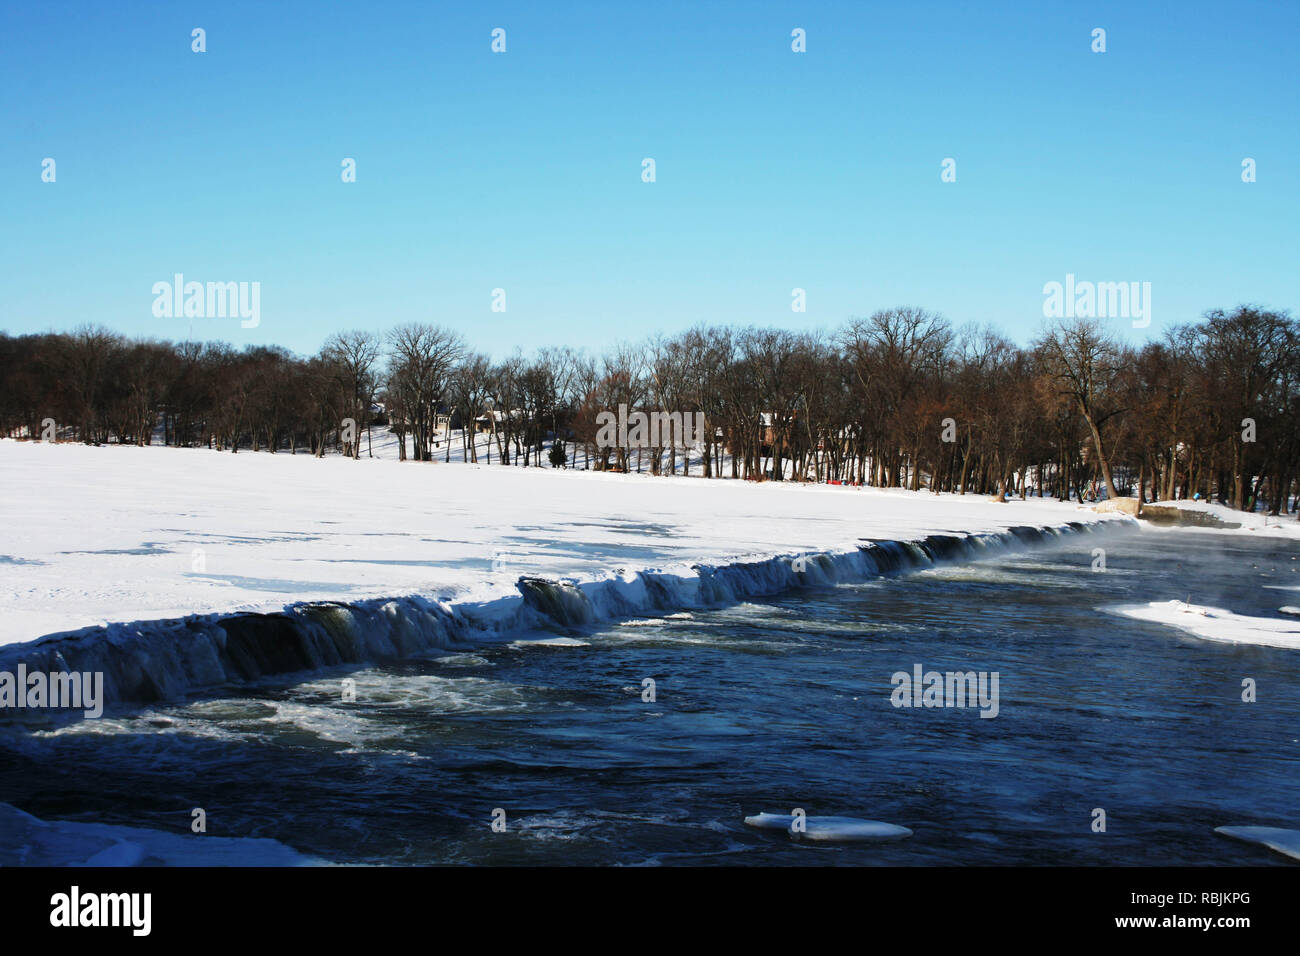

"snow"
[1107,600,1300,650]
[0,439,1133,647]
[1214,825,1300,861]
[0,801,319,866]
[1142,497,1300,539]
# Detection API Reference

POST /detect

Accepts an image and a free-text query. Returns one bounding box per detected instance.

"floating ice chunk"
[1279,606,1300,617]
[84,840,146,866]
[744,812,912,842]
[507,636,590,648]
[1214,825,1300,861]
[1107,600,1300,649]
[744,812,800,831]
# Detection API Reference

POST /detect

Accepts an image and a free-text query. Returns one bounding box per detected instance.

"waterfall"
[0,518,1133,717]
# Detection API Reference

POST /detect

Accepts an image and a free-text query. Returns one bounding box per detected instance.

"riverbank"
[0,439,1131,648]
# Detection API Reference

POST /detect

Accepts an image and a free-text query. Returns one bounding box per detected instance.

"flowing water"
[2,528,1298,865]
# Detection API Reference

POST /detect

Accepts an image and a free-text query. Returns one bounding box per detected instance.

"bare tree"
[323,330,381,458]
[386,324,465,462]
[1035,318,1127,500]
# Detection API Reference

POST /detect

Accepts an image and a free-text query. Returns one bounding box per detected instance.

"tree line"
[1,304,1296,512]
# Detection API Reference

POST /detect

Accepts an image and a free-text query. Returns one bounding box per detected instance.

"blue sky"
[2,0,1296,357]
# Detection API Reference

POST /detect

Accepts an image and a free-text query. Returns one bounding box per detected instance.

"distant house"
[727,411,795,457]
[473,410,503,433]
[473,409,522,433]
[386,409,453,437]
[759,412,778,451]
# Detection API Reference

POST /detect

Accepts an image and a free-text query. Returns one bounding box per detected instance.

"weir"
[0,518,1133,718]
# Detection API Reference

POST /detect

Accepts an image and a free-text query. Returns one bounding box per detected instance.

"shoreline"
[0,515,1133,717]
[1,438,1141,646]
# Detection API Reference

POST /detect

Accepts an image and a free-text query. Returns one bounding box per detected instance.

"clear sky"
[2,0,1296,358]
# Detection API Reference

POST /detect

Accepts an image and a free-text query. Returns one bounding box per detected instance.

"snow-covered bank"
[0,440,1139,711]
[0,440,1129,647]
[0,801,319,866]
[0,518,1125,714]
[1107,600,1300,650]
[1140,498,1300,540]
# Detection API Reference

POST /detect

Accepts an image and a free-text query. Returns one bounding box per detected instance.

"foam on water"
[17,669,537,759]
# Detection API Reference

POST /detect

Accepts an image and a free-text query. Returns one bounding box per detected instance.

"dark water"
[3,529,1299,865]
